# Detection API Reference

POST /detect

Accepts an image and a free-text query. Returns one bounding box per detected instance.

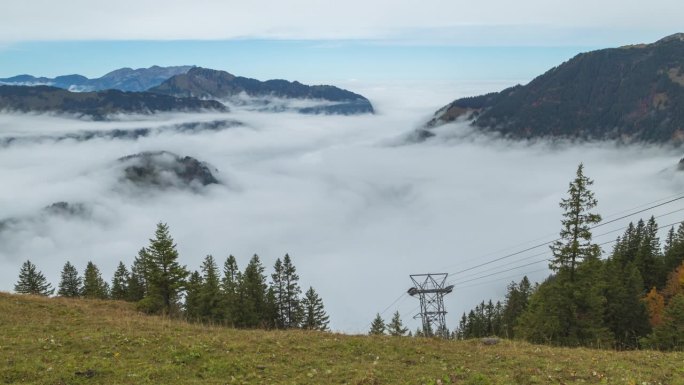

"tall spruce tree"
[282,255,302,327]
[601,258,651,349]
[82,261,109,299]
[663,224,684,284]
[271,255,303,328]
[15,260,54,296]
[301,286,329,331]
[110,261,130,300]
[184,271,203,321]
[143,222,188,315]
[221,255,241,326]
[387,311,409,336]
[57,261,82,297]
[549,163,602,281]
[271,257,286,328]
[635,216,663,291]
[501,276,532,338]
[270,254,303,328]
[518,164,610,347]
[198,255,223,322]
[456,313,468,339]
[238,254,269,327]
[126,249,148,302]
[369,313,386,335]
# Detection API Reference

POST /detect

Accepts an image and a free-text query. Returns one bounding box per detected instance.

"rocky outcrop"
[117,151,220,190]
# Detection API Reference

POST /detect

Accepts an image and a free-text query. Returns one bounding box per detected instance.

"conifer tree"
[501,276,532,338]
[238,254,269,327]
[82,261,109,299]
[143,222,188,315]
[271,257,286,328]
[635,216,663,291]
[549,164,602,281]
[184,271,203,321]
[282,254,302,327]
[387,311,409,336]
[57,261,82,297]
[15,260,54,296]
[601,259,650,349]
[301,286,329,331]
[221,255,241,326]
[456,313,468,339]
[369,313,386,335]
[264,286,279,329]
[663,224,684,283]
[518,164,610,346]
[126,249,148,302]
[198,255,223,322]
[269,254,303,328]
[110,261,130,300]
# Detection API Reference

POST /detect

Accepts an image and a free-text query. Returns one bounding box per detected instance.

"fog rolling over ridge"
[0,80,682,333]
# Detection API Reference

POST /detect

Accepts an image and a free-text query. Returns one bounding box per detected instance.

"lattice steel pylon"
[408,273,454,338]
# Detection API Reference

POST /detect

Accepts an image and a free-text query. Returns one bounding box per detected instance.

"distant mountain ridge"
[0,85,226,119]
[149,67,374,115]
[1,65,374,116]
[423,33,684,144]
[0,66,193,92]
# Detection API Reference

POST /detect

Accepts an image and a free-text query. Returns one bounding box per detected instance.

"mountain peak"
[423,33,684,144]
[655,33,684,44]
[0,66,195,92]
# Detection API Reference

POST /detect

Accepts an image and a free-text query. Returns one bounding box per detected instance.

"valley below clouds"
[1,80,682,332]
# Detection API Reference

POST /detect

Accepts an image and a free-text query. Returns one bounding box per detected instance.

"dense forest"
[13,223,329,331]
[455,164,684,351]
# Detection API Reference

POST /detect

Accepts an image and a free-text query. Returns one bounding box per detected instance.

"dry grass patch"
[1,292,683,385]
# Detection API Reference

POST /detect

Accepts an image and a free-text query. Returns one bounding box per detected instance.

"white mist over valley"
[1,80,682,333]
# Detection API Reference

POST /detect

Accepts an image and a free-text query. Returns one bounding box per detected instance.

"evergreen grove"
[14,222,329,331]
[452,164,684,351]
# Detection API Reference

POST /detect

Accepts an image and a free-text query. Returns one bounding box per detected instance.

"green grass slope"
[1,292,682,385]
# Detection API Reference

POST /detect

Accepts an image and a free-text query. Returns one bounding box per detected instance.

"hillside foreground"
[0,293,682,385]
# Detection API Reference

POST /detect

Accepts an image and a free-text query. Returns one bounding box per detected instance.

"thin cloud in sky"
[0,0,681,45]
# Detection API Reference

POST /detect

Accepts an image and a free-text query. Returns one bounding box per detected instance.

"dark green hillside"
[426,33,684,143]
[150,67,375,115]
[0,85,226,119]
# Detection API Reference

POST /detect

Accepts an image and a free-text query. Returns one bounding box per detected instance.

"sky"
[0,0,682,81]
[1,0,684,333]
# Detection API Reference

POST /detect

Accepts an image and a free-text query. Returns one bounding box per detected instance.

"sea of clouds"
[1,80,683,333]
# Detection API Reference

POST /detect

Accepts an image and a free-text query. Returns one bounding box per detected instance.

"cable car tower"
[408,273,454,338]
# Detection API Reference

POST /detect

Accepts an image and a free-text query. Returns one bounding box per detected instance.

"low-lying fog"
[1,80,683,333]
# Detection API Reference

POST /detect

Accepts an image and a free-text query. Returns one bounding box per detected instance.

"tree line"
[13,222,329,331]
[453,164,684,351]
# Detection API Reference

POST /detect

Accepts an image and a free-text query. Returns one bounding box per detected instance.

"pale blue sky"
[0,40,595,82]
[0,0,680,83]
